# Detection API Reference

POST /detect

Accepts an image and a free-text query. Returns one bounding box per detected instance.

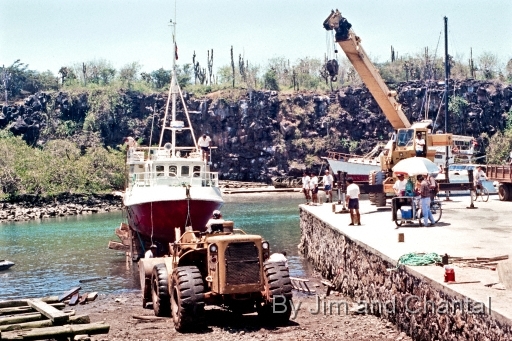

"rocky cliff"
[1,80,511,183]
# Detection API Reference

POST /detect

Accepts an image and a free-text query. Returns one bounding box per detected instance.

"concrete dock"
[299,195,512,340]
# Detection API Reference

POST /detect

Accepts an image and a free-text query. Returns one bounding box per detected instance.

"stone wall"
[299,208,512,341]
[0,194,122,222]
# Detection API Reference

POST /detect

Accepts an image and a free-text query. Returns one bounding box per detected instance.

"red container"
[444,267,455,282]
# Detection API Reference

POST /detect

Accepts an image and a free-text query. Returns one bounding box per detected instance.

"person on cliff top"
[197,133,212,162]
[310,172,319,205]
[145,244,158,258]
[415,132,425,157]
[323,170,334,203]
[346,177,361,226]
[302,172,311,204]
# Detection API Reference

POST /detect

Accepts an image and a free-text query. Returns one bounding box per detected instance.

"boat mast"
[444,16,449,171]
[158,18,200,158]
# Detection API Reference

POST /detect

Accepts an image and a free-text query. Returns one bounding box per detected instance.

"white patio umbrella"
[392,157,440,176]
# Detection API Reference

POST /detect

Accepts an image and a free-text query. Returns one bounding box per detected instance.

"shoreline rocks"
[0,193,123,223]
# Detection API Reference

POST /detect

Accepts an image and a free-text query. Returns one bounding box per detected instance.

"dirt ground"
[76,287,412,341]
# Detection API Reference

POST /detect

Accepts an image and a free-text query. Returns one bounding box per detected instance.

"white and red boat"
[123,28,223,245]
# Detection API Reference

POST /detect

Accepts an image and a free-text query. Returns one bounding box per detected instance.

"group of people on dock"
[302,170,334,205]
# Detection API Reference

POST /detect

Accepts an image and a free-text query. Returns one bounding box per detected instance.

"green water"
[0,196,307,299]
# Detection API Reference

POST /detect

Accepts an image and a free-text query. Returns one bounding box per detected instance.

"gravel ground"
[76,286,412,341]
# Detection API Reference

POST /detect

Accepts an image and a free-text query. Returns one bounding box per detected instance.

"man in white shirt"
[206,210,225,233]
[323,170,334,203]
[302,172,311,204]
[346,177,361,226]
[415,132,425,157]
[197,134,212,161]
[310,172,319,205]
[145,244,158,258]
[393,174,407,196]
[268,251,288,269]
[474,166,487,189]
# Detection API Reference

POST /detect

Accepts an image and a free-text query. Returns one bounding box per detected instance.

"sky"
[1,0,511,75]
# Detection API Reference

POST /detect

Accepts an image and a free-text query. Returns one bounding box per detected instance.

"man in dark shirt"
[418,175,435,226]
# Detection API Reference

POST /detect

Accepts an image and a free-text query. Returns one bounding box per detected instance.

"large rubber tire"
[498,184,510,201]
[151,263,170,317]
[258,261,293,325]
[171,266,205,332]
[368,171,376,204]
[375,171,387,207]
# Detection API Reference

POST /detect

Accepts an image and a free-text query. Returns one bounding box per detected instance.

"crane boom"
[323,10,411,129]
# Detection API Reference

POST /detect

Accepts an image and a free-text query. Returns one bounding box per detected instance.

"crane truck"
[323,9,470,205]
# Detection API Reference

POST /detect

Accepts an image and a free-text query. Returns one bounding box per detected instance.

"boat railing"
[129,171,219,188]
[127,146,201,162]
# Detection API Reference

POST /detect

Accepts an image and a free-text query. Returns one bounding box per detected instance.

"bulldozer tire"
[151,263,170,317]
[171,266,205,332]
[375,171,387,207]
[498,184,510,201]
[258,261,293,325]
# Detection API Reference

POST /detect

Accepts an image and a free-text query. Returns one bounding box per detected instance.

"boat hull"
[124,186,223,243]
[0,260,15,271]
[327,159,381,182]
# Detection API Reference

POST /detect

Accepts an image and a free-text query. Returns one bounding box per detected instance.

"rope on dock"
[398,252,441,267]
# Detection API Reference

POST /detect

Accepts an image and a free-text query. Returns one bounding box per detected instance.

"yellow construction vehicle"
[323,9,453,204]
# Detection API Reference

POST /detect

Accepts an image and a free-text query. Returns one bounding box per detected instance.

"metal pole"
[444,16,452,202]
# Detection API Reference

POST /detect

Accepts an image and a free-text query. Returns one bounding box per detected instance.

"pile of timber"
[0,294,108,340]
[451,255,509,271]
[108,222,143,261]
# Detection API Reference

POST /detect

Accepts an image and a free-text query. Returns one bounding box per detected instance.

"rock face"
[1,80,511,183]
[299,208,512,341]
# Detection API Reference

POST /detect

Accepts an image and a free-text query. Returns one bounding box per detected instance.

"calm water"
[0,195,308,299]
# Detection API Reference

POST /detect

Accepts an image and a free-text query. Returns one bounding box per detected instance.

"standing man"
[415,132,425,157]
[197,133,212,162]
[346,177,361,226]
[323,170,334,203]
[393,174,407,196]
[302,172,311,204]
[418,175,435,227]
[310,172,319,205]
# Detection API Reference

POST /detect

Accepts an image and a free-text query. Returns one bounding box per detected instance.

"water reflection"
[0,195,306,299]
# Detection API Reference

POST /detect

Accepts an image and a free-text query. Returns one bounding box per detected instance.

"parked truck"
[487,165,512,201]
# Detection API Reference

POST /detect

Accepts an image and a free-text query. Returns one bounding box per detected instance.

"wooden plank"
[0,322,109,340]
[58,287,81,302]
[489,255,509,262]
[497,259,512,290]
[0,303,65,316]
[0,311,78,330]
[108,240,129,251]
[78,294,88,305]
[87,292,98,302]
[26,299,69,324]
[68,293,79,306]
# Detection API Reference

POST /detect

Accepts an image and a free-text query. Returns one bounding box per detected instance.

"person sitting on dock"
[346,177,361,226]
[206,210,225,233]
[323,170,334,203]
[268,251,288,269]
[145,244,158,258]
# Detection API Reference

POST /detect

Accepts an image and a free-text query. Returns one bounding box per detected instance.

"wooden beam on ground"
[58,287,81,302]
[87,292,98,302]
[26,299,69,324]
[498,259,512,290]
[0,303,65,316]
[0,313,83,332]
[0,322,109,340]
[78,294,88,305]
[69,293,79,306]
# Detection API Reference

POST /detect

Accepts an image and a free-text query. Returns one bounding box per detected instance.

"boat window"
[181,166,190,176]
[156,165,164,177]
[193,166,201,177]
[169,165,177,177]
[396,129,414,147]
